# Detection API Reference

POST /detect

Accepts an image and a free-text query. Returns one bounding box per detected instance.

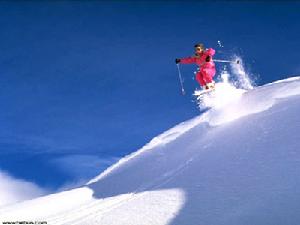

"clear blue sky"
[0,1,299,190]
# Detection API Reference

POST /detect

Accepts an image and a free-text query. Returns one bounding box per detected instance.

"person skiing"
[176,43,216,90]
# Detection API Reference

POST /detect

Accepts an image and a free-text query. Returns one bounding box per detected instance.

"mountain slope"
[1,77,300,225]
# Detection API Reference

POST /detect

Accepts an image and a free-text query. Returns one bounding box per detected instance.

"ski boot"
[205,82,215,91]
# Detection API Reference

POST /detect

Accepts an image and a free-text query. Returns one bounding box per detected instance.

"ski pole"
[176,64,185,95]
[214,59,240,64]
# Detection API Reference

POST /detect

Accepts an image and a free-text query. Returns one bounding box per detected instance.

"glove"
[205,56,211,62]
[175,58,181,64]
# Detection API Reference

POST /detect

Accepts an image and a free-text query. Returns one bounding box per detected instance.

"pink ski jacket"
[180,48,216,70]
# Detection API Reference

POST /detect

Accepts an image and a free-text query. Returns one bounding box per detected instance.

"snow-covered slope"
[1,77,300,225]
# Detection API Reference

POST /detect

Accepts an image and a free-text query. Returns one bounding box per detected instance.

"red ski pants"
[195,68,216,87]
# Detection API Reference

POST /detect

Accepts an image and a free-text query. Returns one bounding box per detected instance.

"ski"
[193,88,215,97]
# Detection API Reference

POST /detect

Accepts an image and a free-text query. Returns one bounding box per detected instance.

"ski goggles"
[195,47,203,51]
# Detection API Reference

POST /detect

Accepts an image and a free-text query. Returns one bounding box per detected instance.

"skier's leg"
[202,68,215,84]
[202,68,216,90]
[195,71,206,88]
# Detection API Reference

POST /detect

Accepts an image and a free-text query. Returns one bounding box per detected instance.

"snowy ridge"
[1,76,300,225]
[87,115,207,185]
[89,76,300,185]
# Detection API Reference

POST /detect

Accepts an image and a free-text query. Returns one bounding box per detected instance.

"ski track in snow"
[1,76,300,225]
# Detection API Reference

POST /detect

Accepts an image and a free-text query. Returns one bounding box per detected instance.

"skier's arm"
[179,56,197,64]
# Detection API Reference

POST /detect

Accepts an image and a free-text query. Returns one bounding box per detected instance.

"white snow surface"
[1,77,300,225]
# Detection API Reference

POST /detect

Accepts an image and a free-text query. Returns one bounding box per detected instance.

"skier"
[176,43,216,90]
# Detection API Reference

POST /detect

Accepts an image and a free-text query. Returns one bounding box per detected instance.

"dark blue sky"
[0,1,300,190]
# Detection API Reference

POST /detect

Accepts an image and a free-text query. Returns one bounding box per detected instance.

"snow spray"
[194,55,253,110]
[230,56,254,90]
